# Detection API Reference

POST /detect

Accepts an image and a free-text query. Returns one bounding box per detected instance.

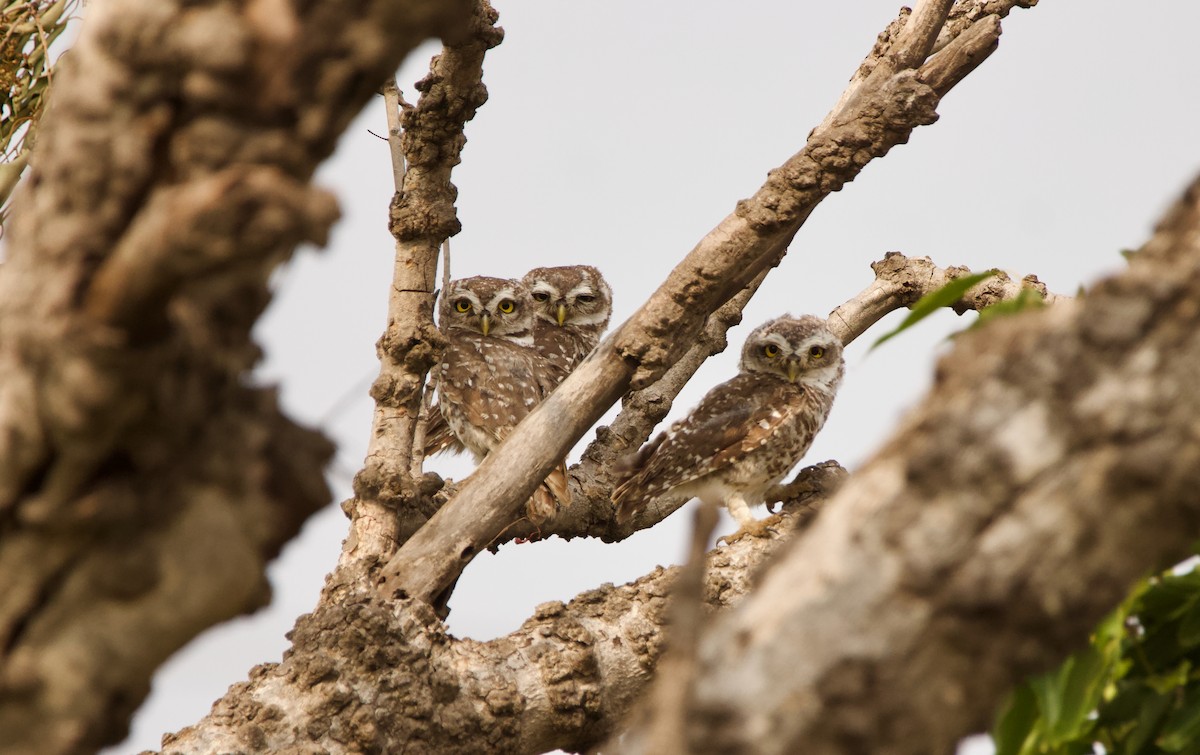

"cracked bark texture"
[161,493,822,755]
[0,0,472,752]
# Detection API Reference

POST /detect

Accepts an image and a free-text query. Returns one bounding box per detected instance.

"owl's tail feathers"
[545,461,571,506]
[610,433,667,525]
[526,487,558,525]
[422,404,465,457]
[526,461,571,525]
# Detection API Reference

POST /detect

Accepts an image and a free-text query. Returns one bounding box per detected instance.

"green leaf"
[870,270,997,350]
[994,683,1039,755]
[1125,691,1173,754]
[972,288,1045,329]
[1050,646,1107,742]
[1159,686,1200,751]
[1177,598,1200,648]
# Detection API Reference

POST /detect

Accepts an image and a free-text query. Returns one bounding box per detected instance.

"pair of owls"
[429,266,613,522]
[433,264,845,537]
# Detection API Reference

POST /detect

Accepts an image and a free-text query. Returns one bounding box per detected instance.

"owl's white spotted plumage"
[434,276,570,523]
[425,265,612,457]
[612,314,844,538]
[521,265,612,383]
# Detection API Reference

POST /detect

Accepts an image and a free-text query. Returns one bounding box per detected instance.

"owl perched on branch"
[612,314,844,540]
[423,265,612,457]
[434,276,570,523]
[521,265,613,381]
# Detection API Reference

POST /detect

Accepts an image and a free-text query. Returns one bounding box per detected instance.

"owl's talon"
[717,515,780,546]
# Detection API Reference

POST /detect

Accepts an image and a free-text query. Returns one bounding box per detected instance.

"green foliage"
[972,287,1045,330]
[994,563,1200,755]
[871,271,997,350]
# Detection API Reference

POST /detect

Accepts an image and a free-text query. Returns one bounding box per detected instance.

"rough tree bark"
[0,0,472,752]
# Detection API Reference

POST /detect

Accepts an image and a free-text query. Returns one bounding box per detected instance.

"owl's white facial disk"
[525,268,612,329]
[444,278,533,343]
[740,316,844,393]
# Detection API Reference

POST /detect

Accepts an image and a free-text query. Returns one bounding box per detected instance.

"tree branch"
[341,0,501,567]
[160,484,831,754]
[380,0,1015,607]
[0,0,473,751]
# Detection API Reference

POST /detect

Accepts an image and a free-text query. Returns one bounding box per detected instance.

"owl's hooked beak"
[556,302,567,326]
[479,312,491,336]
[786,359,801,383]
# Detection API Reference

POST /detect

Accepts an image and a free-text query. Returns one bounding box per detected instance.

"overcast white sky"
[105,2,1200,752]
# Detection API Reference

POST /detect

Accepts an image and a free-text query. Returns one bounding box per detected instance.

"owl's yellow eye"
[454,299,472,313]
[763,344,779,358]
[809,345,825,359]
[497,299,516,314]
[532,291,550,302]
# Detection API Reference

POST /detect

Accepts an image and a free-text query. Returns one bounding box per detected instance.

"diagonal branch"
[477,251,1066,545]
[380,0,1021,607]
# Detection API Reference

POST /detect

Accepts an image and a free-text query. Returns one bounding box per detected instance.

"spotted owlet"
[424,265,613,457]
[434,276,570,523]
[611,314,844,539]
[520,265,613,382]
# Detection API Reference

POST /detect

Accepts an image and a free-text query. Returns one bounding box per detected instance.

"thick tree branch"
[161,489,829,754]
[0,0,473,751]
[381,0,1016,607]
[342,1,501,567]
[665,173,1200,753]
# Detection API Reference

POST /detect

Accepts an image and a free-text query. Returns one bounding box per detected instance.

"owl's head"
[740,314,844,392]
[440,276,533,341]
[521,265,613,331]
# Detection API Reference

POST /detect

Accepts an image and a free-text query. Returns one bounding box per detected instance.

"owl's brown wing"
[422,403,465,456]
[612,373,806,522]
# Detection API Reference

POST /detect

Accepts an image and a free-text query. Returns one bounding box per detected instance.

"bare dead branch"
[828,250,1067,345]
[381,0,1021,607]
[160,484,827,754]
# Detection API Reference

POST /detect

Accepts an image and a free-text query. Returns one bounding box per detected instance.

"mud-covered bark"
[0,0,472,752]
[160,494,823,755]
[619,176,1200,754]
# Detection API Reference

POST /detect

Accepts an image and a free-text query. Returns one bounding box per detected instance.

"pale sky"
[103,2,1200,751]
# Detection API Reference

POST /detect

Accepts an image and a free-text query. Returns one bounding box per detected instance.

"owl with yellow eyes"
[434,276,570,522]
[612,314,844,539]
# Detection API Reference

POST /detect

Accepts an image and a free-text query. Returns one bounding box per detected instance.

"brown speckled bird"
[612,315,844,540]
[433,276,570,523]
[521,265,613,382]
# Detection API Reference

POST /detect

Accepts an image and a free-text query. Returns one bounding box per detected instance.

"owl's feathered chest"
[532,321,601,380]
[437,334,556,459]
